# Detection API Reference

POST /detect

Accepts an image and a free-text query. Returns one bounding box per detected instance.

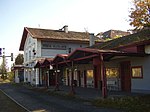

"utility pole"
[0,48,13,79]
[1,48,6,79]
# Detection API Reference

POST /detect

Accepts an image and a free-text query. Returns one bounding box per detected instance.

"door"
[49,70,56,86]
[120,61,131,92]
[77,71,81,87]
[80,71,85,87]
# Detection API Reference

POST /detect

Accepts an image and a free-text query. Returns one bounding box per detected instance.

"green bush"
[7,72,14,82]
[92,95,150,112]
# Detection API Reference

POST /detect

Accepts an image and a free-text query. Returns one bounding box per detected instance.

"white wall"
[130,56,150,92]
[23,33,38,84]
[105,56,150,92]
[41,49,66,58]
[35,68,39,85]
[24,33,37,64]
[14,70,19,83]
[41,41,88,58]
[23,33,88,85]
[36,40,41,57]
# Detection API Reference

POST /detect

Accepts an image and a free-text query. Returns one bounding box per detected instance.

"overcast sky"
[0,0,132,68]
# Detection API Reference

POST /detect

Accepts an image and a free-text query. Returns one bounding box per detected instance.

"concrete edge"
[0,89,30,112]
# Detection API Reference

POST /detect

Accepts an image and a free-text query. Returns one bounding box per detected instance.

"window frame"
[131,66,143,79]
[106,67,119,78]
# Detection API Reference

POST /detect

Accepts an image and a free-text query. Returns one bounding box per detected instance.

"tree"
[15,54,24,65]
[129,0,150,31]
[0,56,7,79]
[7,71,14,81]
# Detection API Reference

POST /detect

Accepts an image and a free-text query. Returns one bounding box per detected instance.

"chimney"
[64,25,68,33]
[89,33,95,46]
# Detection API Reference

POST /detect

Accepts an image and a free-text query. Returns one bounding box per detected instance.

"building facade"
[19,26,99,86]
[12,65,24,83]
[52,29,150,95]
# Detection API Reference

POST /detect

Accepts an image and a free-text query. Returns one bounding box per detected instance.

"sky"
[0,0,133,69]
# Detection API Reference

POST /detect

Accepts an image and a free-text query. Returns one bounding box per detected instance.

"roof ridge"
[26,27,89,34]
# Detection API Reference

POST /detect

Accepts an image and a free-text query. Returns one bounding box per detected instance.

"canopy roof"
[91,29,150,50]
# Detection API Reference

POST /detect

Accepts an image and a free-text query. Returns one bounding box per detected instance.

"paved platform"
[0,83,122,112]
[41,85,145,100]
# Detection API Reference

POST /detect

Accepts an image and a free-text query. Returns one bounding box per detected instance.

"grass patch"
[26,86,81,101]
[92,95,150,112]
[47,90,79,100]
[46,89,90,103]
[0,90,27,112]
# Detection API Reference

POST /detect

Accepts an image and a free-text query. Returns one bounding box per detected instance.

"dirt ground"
[0,79,27,112]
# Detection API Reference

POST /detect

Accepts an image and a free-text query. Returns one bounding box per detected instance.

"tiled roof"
[26,27,90,41]
[19,27,101,50]
[53,54,68,63]
[12,65,24,70]
[34,59,45,68]
[97,29,130,39]
[42,58,53,66]
[91,29,150,50]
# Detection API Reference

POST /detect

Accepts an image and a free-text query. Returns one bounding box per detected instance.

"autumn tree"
[15,54,24,65]
[129,0,150,31]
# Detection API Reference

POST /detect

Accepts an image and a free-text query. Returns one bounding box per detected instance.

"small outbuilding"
[12,65,24,83]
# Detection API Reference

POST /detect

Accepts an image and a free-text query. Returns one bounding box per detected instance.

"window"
[68,48,71,53]
[87,70,93,78]
[25,53,28,61]
[132,66,143,78]
[86,70,94,88]
[29,51,31,60]
[28,37,31,44]
[106,68,119,78]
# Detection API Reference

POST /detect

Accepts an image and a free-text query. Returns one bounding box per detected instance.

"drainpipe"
[100,54,107,98]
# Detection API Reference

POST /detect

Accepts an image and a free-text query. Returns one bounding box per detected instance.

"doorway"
[120,61,131,92]
[49,70,56,86]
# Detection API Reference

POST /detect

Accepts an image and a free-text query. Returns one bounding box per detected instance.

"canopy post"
[55,63,60,91]
[70,61,75,94]
[100,54,107,98]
